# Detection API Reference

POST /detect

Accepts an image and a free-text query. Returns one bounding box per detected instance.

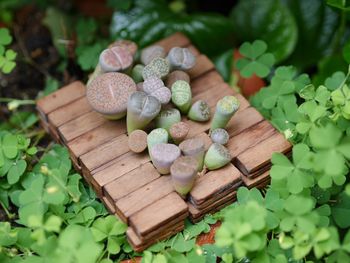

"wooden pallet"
[36,32,291,251]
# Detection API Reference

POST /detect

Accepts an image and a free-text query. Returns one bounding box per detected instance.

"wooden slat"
[115,176,174,223]
[154,32,191,52]
[234,131,292,176]
[227,121,276,158]
[102,196,116,214]
[187,55,215,79]
[189,164,242,205]
[104,163,160,205]
[186,44,200,56]
[191,70,224,97]
[241,170,270,189]
[36,81,86,119]
[129,192,188,237]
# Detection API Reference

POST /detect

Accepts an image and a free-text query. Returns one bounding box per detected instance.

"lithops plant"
[155,108,181,132]
[179,138,205,171]
[131,64,145,83]
[87,72,137,120]
[150,143,181,174]
[167,47,196,70]
[136,82,144,91]
[110,39,138,57]
[141,45,165,65]
[211,95,240,131]
[171,80,192,114]
[126,91,161,134]
[210,128,229,145]
[165,70,190,88]
[169,121,189,144]
[188,100,211,122]
[171,156,198,198]
[142,57,170,80]
[128,129,148,153]
[99,46,133,72]
[143,77,171,105]
[204,143,231,170]
[147,128,168,151]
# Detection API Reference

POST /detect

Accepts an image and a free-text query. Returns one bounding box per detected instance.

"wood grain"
[187,55,214,79]
[241,170,270,188]
[154,32,191,52]
[191,70,224,97]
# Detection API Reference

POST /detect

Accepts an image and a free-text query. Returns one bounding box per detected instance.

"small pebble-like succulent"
[171,80,192,114]
[136,82,144,91]
[143,77,171,105]
[147,128,169,151]
[141,45,165,65]
[179,138,205,171]
[167,47,196,70]
[126,91,161,134]
[210,128,229,145]
[155,108,181,132]
[109,39,138,56]
[204,143,231,170]
[211,96,240,131]
[166,70,190,88]
[87,72,136,120]
[131,64,145,83]
[99,46,133,72]
[128,129,148,153]
[171,156,198,198]
[188,100,211,122]
[150,143,181,174]
[169,121,189,144]
[142,57,170,80]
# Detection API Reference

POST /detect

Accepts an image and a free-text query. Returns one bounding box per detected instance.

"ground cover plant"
[1,0,350,262]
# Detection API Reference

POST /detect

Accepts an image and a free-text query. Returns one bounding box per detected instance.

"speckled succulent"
[99,46,133,72]
[167,47,196,70]
[109,39,138,56]
[179,138,205,171]
[147,128,169,151]
[188,100,210,122]
[169,121,189,144]
[128,129,148,153]
[142,57,170,80]
[141,45,165,65]
[204,143,231,170]
[155,108,181,132]
[143,77,171,105]
[87,72,137,119]
[166,70,190,88]
[171,156,198,197]
[210,128,229,145]
[211,95,240,131]
[171,80,192,114]
[150,143,181,174]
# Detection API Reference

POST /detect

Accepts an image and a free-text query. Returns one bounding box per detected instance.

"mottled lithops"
[142,57,170,80]
[166,70,190,88]
[204,143,231,170]
[210,128,229,145]
[143,77,171,105]
[188,100,210,122]
[147,128,169,151]
[99,46,133,72]
[110,39,138,56]
[128,130,148,153]
[211,96,240,131]
[167,47,196,70]
[131,64,145,83]
[141,45,165,65]
[87,72,137,119]
[171,156,198,197]
[136,82,144,91]
[169,122,189,144]
[155,108,181,132]
[150,143,181,174]
[179,138,205,171]
[171,80,192,114]
[126,91,161,134]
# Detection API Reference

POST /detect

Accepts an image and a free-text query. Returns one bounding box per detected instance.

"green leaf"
[0,222,17,246]
[332,192,350,228]
[230,0,297,62]
[327,0,350,10]
[76,42,105,71]
[7,159,27,184]
[213,49,233,82]
[171,233,196,253]
[0,28,12,45]
[91,215,127,242]
[325,71,346,91]
[2,134,18,159]
[284,195,314,216]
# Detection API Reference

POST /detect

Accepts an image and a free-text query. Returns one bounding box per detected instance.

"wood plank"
[187,55,214,79]
[115,176,174,223]
[186,44,200,56]
[80,134,129,173]
[36,81,86,119]
[104,163,160,204]
[241,170,270,189]
[189,164,242,205]
[48,96,91,127]
[91,152,150,196]
[58,111,107,143]
[129,192,188,237]
[234,131,292,176]
[102,196,116,214]
[191,70,224,97]
[227,121,276,158]
[154,32,191,52]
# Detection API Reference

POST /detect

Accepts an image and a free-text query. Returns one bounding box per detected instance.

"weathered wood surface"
[36,32,291,251]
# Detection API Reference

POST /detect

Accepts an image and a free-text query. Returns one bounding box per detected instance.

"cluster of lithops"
[86,39,242,198]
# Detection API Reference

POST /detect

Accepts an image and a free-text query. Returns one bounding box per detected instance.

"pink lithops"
[99,46,133,72]
[109,39,138,56]
[150,143,181,174]
[141,45,165,65]
[167,47,196,70]
[87,72,137,119]
[143,76,171,105]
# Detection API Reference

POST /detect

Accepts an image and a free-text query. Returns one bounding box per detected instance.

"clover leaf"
[0,49,17,74]
[0,28,12,46]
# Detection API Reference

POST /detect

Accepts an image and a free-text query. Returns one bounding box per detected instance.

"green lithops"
[171,80,192,114]
[147,128,169,151]
[142,57,170,80]
[150,143,181,174]
[131,64,144,83]
[126,91,161,134]
[166,70,190,88]
[210,96,240,131]
[188,100,210,122]
[179,138,205,172]
[210,128,229,145]
[155,108,181,132]
[204,143,231,170]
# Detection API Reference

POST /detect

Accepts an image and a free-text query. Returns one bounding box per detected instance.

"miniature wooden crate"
[36,32,291,251]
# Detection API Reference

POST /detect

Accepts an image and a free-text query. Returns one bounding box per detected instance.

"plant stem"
[332,9,347,55]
